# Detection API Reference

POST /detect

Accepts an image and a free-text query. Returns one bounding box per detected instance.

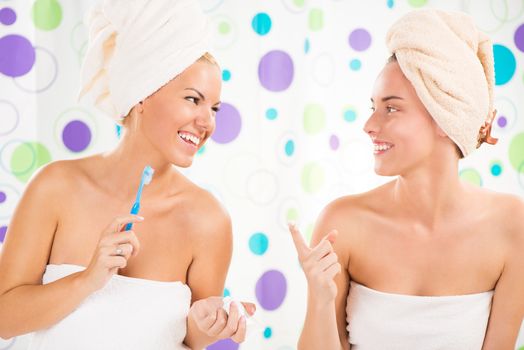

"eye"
[386,106,398,113]
[212,106,220,113]
[185,96,199,104]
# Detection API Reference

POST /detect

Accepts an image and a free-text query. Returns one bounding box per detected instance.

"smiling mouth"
[178,131,201,147]
[373,142,394,154]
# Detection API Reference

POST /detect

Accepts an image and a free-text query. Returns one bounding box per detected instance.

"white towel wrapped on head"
[386,9,495,156]
[79,0,210,122]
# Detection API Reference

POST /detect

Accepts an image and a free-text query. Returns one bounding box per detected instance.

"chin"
[171,156,194,168]
[374,164,398,177]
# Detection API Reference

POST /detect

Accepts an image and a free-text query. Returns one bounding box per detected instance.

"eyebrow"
[184,88,221,106]
[370,96,404,103]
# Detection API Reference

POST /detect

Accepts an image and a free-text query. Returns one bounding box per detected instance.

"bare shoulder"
[493,191,524,243]
[311,183,392,253]
[24,159,80,198]
[176,180,232,241]
[23,156,102,212]
[465,184,524,251]
[316,181,393,231]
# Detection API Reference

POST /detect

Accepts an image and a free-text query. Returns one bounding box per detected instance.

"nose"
[363,110,380,137]
[195,106,214,130]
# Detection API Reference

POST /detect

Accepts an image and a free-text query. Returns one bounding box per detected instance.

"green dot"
[301,162,325,193]
[218,21,231,34]
[308,8,324,31]
[408,0,428,7]
[293,0,306,7]
[509,133,524,173]
[286,207,299,221]
[10,142,52,183]
[303,104,326,134]
[32,0,62,31]
[459,168,483,186]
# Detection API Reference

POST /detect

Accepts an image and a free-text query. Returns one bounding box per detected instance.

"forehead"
[372,61,414,99]
[173,60,220,86]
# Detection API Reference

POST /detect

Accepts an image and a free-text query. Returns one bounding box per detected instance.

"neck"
[100,127,180,202]
[392,151,464,229]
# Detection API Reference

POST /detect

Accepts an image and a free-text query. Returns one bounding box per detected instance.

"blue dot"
[304,38,310,54]
[222,69,231,81]
[263,327,272,339]
[249,232,269,255]
[493,44,516,85]
[284,140,295,157]
[344,109,357,122]
[197,145,206,155]
[115,124,122,138]
[223,288,230,297]
[252,12,272,36]
[490,163,502,176]
[0,191,6,203]
[387,0,395,8]
[266,108,278,120]
[349,58,362,71]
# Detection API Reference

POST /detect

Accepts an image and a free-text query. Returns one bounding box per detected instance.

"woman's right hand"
[80,215,143,293]
[288,223,341,306]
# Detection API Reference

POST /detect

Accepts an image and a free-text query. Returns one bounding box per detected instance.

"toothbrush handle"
[125,202,140,231]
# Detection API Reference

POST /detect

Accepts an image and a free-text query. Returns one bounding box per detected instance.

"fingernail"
[137,216,144,220]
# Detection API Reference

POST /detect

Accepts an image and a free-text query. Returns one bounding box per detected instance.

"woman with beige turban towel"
[290,9,524,350]
[0,1,254,349]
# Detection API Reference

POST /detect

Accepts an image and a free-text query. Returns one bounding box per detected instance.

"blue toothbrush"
[125,165,154,231]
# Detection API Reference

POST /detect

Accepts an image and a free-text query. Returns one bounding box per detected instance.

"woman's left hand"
[189,296,256,343]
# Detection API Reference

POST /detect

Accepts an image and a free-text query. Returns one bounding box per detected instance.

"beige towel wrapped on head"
[386,9,495,157]
[79,0,210,122]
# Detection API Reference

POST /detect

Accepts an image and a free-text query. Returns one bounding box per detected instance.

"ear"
[136,101,144,114]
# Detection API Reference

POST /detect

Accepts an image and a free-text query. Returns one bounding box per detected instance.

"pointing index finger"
[288,222,310,259]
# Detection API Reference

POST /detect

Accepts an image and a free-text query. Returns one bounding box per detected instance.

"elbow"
[0,327,16,341]
[0,317,21,340]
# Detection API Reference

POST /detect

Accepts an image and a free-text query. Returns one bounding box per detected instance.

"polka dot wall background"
[1,1,523,349]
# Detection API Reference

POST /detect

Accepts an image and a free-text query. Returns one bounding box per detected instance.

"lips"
[372,139,394,155]
[178,130,202,147]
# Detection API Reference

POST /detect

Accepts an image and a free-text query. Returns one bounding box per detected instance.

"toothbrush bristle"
[143,166,154,185]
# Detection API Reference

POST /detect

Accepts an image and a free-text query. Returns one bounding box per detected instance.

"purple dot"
[349,28,372,51]
[0,191,6,204]
[258,50,294,92]
[330,134,340,150]
[497,116,507,128]
[0,7,16,25]
[0,34,36,77]
[0,226,7,243]
[515,23,524,52]
[211,102,242,144]
[206,339,239,350]
[255,270,287,311]
[62,120,92,152]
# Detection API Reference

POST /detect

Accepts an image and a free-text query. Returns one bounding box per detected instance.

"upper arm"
[186,193,232,302]
[482,199,524,350]
[0,162,63,295]
[311,199,352,349]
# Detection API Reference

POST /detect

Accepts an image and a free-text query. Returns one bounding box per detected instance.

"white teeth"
[179,132,200,146]
[374,143,392,152]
